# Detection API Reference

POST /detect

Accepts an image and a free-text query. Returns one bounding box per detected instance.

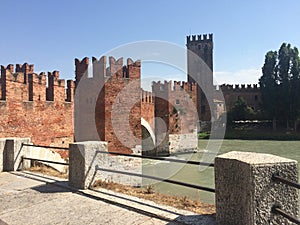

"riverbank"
[225,129,300,140]
[199,129,300,140]
[93,180,215,215]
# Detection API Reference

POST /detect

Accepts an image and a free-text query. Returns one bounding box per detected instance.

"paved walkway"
[0,172,215,225]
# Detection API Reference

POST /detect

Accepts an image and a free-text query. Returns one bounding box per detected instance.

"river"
[142,140,300,204]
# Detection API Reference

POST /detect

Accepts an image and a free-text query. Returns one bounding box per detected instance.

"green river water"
[142,140,300,204]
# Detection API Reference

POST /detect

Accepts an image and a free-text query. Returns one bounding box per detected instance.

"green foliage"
[259,51,279,119]
[198,132,210,139]
[259,43,300,129]
[228,97,256,122]
[225,128,300,140]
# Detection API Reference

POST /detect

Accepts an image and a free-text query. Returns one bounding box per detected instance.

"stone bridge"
[74,56,198,156]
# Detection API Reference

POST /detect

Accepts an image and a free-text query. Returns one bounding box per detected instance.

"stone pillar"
[3,138,31,171]
[215,151,298,225]
[69,141,142,189]
[0,139,6,171]
[69,141,104,189]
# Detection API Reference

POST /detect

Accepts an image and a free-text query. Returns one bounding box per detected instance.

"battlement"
[141,90,153,103]
[0,63,74,102]
[152,80,172,93]
[186,33,213,43]
[220,84,259,91]
[173,81,196,92]
[16,63,34,74]
[75,56,141,84]
[152,80,197,94]
[1,63,35,75]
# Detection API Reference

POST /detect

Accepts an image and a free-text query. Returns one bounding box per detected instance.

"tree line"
[228,43,300,131]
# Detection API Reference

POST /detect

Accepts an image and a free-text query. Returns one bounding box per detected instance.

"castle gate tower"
[186,34,214,122]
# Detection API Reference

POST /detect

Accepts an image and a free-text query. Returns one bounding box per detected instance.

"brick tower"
[186,34,214,121]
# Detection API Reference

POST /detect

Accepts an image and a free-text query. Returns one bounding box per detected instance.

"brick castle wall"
[75,56,142,154]
[220,84,261,111]
[0,56,261,157]
[169,81,197,134]
[0,63,74,147]
[151,80,198,155]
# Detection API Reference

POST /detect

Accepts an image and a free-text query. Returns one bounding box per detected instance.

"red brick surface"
[75,57,142,154]
[1,55,257,157]
[0,64,74,148]
[141,90,154,131]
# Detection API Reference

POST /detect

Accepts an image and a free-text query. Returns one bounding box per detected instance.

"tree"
[229,96,255,122]
[259,50,279,130]
[259,43,300,130]
[290,47,300,130]
[278,43,292,128]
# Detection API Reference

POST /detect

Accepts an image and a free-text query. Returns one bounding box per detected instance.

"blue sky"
[0,0,299,85]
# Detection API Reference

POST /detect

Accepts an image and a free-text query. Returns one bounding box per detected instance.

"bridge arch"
[141,118,156,155]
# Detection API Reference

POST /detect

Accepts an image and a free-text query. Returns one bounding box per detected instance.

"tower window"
[175,99,180,104]
[254,95,258,101]
[198,45,201,49]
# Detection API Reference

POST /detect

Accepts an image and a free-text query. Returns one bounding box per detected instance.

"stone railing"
[0,138,67,173]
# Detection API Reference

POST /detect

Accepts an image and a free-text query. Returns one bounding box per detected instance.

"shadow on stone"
[31,181,70,193]
[91,188,183,216]
[14,171,216,224]
[169,214,216,225]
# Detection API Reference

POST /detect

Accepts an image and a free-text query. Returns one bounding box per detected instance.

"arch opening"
[141,118,156,156]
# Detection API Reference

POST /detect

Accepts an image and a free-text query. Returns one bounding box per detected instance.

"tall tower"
[186,34,214,122]
[186,34,213,83]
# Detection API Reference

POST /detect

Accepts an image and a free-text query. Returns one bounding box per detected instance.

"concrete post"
[69,141,103,189]
[215,151,298,225]
[69,141,142,189]
[0,139,6,171]
[2,138,30,171]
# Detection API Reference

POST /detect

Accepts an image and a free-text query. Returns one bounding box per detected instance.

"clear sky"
[0,0,299,85]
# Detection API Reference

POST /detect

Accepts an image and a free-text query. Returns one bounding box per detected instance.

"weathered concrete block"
[215,151,298,225]
[69,141,142,189]
[69,143,83,189]
[3,138,30,171]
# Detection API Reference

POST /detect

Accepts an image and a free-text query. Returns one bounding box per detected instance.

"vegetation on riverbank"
[199,127,300,140]
[26,163,68,179]
[93,180,215,215]
[25,164,215,215]
[224,129,300,140]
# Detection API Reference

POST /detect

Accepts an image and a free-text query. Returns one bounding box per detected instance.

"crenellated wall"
[186,33,213,43]
[0,63,74,147]
[152,80,198,155]
[1,45,258,158]
[168,81,198,154]
[74,56,142,154]
[220,84,261,111]
[169,81,197,134]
